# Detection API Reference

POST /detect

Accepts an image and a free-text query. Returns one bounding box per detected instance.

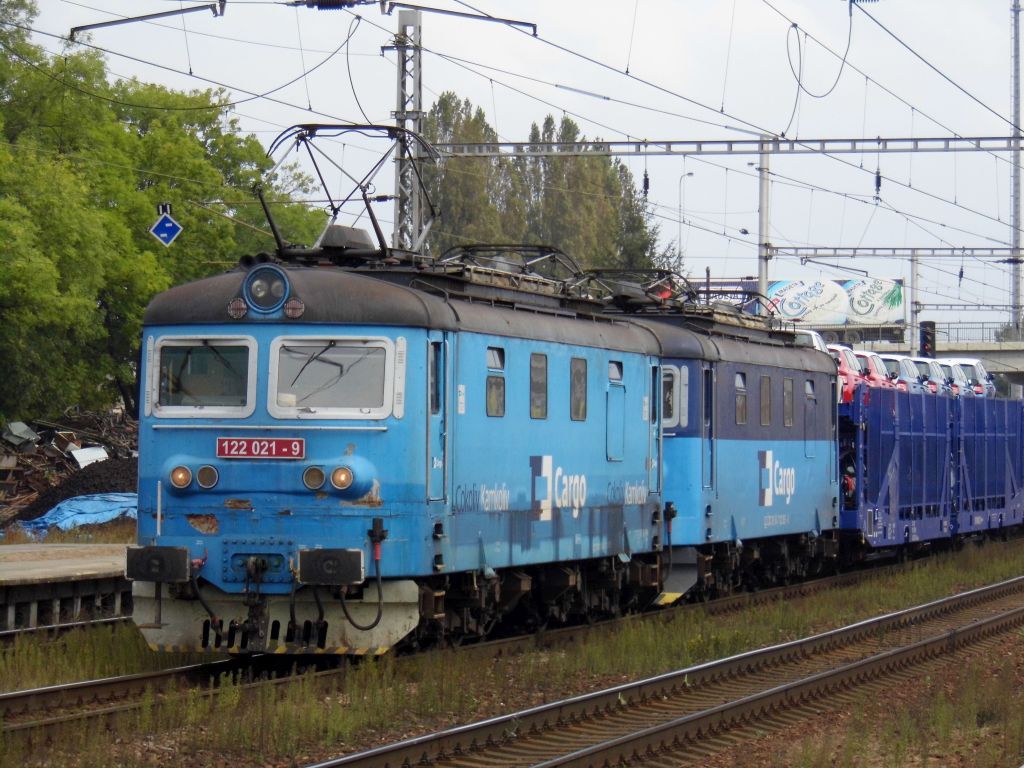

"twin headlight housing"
[170,464,355,492]
[229,265,304,319]
[301,465,355,491]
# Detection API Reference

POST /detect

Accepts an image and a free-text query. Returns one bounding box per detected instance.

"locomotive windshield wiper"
[295,347,374,405]
[203,340,240,379]
[288,341,338,386]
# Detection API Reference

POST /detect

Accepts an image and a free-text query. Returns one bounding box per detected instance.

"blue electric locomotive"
[586,277,839,597]
[125,123,1024,657]
[128,239,665,653]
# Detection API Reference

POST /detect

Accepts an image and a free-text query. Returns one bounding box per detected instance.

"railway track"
[0,559,905,744]
[309,574,1024,768]
[0,549,1008,750]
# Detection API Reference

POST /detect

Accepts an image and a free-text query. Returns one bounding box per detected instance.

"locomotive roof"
[144,264,662,355]
[634,317,836,374]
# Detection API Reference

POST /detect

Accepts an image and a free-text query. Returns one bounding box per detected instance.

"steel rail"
[0,615,130,644]
[536,604,1024,767]
[0,658,245,721]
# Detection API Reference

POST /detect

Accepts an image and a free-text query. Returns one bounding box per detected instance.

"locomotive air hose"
[339,548,385,631]
[191,571,223,642]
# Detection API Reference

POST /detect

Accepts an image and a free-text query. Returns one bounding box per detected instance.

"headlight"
[196,465,219,489]
[245,267,288,311]
[330,466,354,490]
[303,466,326,490]
[170,466,192,489]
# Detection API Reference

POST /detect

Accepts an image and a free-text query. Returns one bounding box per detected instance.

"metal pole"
[677,166,693,264]
[910,250,919,350]
[1013,0,1022,332]
[392,9,423,251]
[757,136,771,301]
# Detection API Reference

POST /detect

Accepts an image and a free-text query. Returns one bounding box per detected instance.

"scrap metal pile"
[0,412,138,526]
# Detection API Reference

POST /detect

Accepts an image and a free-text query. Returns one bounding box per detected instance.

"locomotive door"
[702,365,715,489]
[427,333,448,501]
[648,363,661,493]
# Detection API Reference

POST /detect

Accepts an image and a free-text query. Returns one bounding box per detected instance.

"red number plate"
[216,437,305,459]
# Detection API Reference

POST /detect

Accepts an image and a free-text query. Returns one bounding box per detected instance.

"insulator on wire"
[874,168,881,199]
[642,170,649,198]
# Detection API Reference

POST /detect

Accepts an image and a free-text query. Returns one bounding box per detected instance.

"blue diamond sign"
[149,213,183,247]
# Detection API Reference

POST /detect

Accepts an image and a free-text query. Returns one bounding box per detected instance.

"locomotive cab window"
[269,337,395,419]
[608,361,623,382]
[151,336,256,418]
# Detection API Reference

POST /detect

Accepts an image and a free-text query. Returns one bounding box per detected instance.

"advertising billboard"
[764,278,904,327]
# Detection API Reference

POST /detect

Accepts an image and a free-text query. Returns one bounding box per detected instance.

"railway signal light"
[919,321,937,358]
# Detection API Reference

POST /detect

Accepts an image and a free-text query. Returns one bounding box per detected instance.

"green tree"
[421,92,661,272]
[0,6,322,419]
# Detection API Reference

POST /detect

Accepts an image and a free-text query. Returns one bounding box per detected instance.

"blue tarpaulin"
[13,493,137,536]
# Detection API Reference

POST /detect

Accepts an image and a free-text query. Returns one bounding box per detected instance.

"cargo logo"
[530,455,588,520]
[758,450,796,506]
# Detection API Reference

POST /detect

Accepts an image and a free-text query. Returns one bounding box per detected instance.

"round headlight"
[245,267,288,311]
[330,466,354,490]
[170,466,192,489]
[250,278,270,299]
[284,298,305,319]
[303,466,326,490]
[196,465,219,489]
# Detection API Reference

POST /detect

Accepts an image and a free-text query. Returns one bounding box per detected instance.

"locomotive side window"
[734,372,747,425]
[760,375,772,427]
[429,342,442,415]
[487,347,505,370]
[269,337,395,419]
[805,380,816,399]
[661,365,689,429]
[486,375,505,417]
[486,345,506,417]
[530,353,547,419]
[152,336,256,418]
[661,367,678,428]
[608,361,623,381]
[784,378,794,427]
[678,365,689,428]
[570,358,587,421]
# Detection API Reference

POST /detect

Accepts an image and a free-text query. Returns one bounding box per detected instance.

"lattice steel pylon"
[391,9,425,251]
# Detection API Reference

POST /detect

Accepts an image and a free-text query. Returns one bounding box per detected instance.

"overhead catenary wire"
[39,5,1014,254]
[25,3,1024,307]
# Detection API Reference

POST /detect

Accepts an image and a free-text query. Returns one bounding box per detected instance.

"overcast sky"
[32,0,1024,328]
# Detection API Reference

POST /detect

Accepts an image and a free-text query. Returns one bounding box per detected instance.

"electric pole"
[391,9,424,251]
[1013,0,1022,332]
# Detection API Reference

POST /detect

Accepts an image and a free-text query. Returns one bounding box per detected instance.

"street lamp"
[677,169,695,261]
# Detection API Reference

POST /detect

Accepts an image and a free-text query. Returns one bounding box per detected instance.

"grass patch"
[0,622,200,692]
[764,654,1024,767]
[0,517,136,545]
